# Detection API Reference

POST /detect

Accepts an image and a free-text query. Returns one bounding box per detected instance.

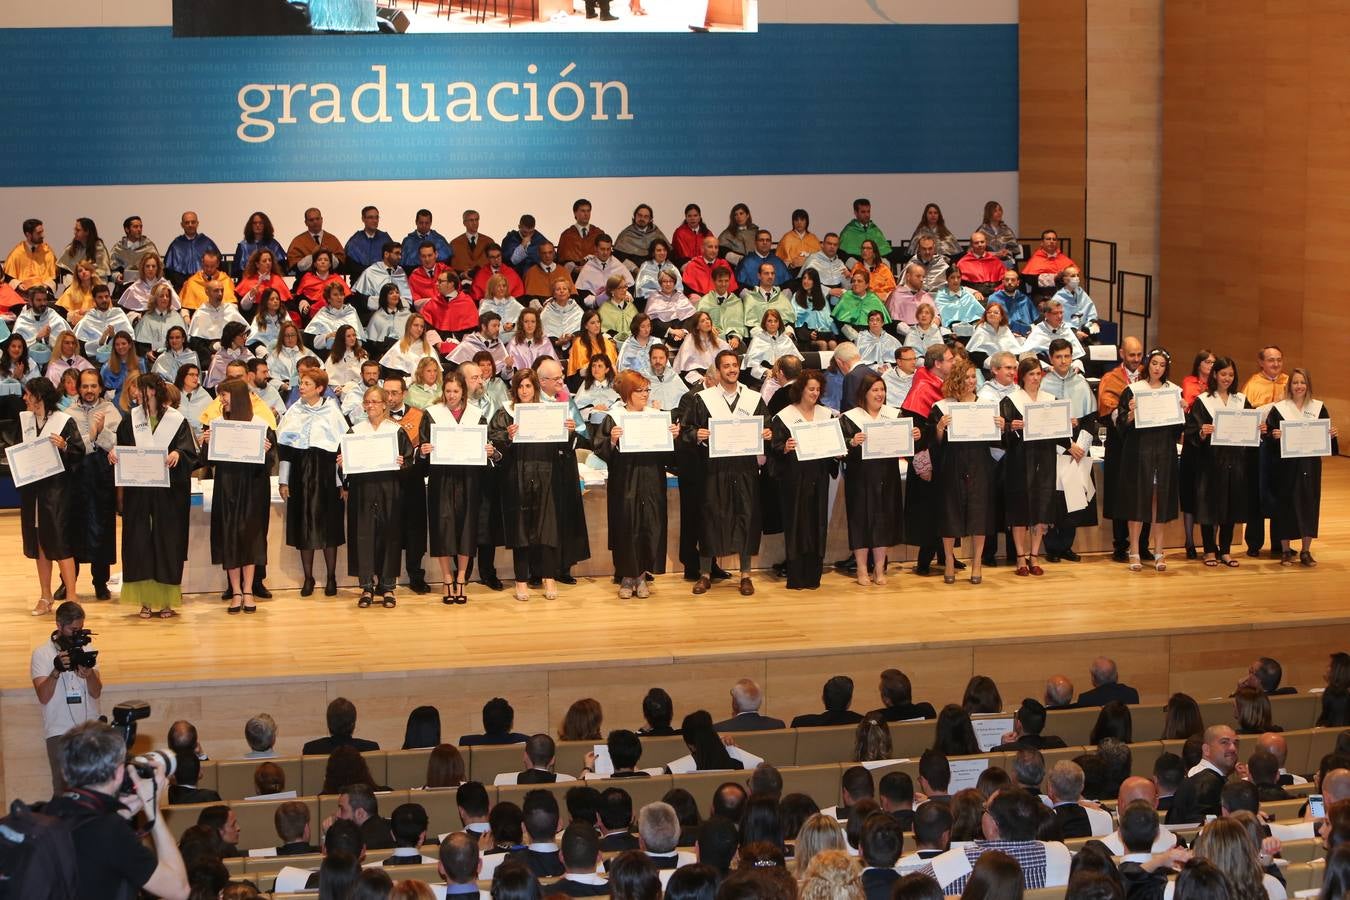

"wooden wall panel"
[1019,0,1086,243]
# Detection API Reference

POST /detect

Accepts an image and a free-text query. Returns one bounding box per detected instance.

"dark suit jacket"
[517,769,560,784]
[1052,803,1092,838]
[862,867,901,900]
[458,731,529,746]
[508,848,566,878]
[870,703,937,722]
[994,733,1068,752]
[842,363,877,414]
[277,841,319,856]
[1258,783,1293,801]
[168,785,221,805]
[599,832,640,852]
[609,771,651,779]
[360,815,395,850]
[714,712,786,732]
[383,851,427,866]
[553,878,611,897]
[791,710,865,728]
[300,734,381,755]
[1075,683,1140,707]
[1165,769,1224,825]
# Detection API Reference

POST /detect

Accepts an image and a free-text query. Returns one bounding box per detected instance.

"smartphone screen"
[1309,794,1325,819]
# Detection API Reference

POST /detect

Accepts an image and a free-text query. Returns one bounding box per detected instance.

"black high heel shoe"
[300,576,316,597]
[455,578,468,605]
[324,575,338,596]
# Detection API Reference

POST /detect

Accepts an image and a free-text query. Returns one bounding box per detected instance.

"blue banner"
[0,24,1017,186]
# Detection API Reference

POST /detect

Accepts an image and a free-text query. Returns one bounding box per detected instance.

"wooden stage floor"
[2,459,1348,804]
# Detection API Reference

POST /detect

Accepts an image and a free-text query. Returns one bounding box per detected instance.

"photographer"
[45,720,190,900]
[30,601,102,793]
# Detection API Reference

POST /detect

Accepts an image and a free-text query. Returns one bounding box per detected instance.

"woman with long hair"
[205,320,251,389]
[276,366,346,597]
[575,353,618,424]
[245,287,290,353]
[119,252,180,316]
[424,743,466,787]
[1000,356,1065,575]
[405,356,442,409]
[958,851,1024,900]
[672,203,712,266]
[745,309,801,386]
[1266,367,1338,566]
[507,307,557,375]
[1233,686,1277,734]
[294,248,346,318]
[1161,693,1204,740]
[423,369,493,605]
[343,386,412,609]
[559,698,604,742]
[770,370,840,589]
[617,312,661,377]
[232,211,286,278]
[793,268,837,351]
[401,706,441,750]
[1185,355,1252,567]
[137,283,189,359]
[794,815,848,880]
[203,378,275,614]
[100,331,144,407]
[853,716,893,762]
[1179,349,1217,558]
[963,296,1021,370]
[718,203,757,265]
[1191,816,1279,900]
[380,311,439,377]
[977,201,1021,267]
[20,377,86,615]
[366,284,412,360]
[932,704,980,756]
[593,369,679,598]
[841,371,916,586]
[672,309,729,375]
[1115,348,1185,571]
[480,273,524,331]
[268,320,306,394]
[929,360,1000,584]
[57,217,112,280]
[671,710,742,771]
[963,676,1002,714]
[324,323,368,394]
[320,746,387,795]
[1089,702,1133,745]
[57,258,101,324]
[44,331,94,388]
[235,248,292,313]
[635,238,680,299]
[566,308,618,382]
[910,203,962,259]
[852,239,897,299]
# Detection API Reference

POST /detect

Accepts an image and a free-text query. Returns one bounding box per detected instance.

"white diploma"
[1281,418,1332,458]
[515,403,568,444]
[791,418,845,461]
[1211,409,1261,448]
[1133,387,1184,429]
[5,437,64,488]
[206,419,268,464]
[971,716,1015,753]
[431,423,488,467]
[619,409,675,453]
[948,402,1000,442]
[114,447,170,488]
[948,757,990,793]
[708,417,764,458]
[861,419,915,459]
[341,430,399,474]
[1024,400,1072,441]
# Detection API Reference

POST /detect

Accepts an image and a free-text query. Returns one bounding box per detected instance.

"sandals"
[358,590,374,608]
[1154,553,1167,572]
[158,608,177,619]
[1128,553,1142,572]
[1300,550,1317,567]
[242,593,257,614]
[1280,550,1296,566]
[543,579,559,601]
[139,606,153,619]
[1204,554,1218,567]
[514,583,529,602]
[1220,555,1239,568]
[31,598,53,617]
[382,593,397,608]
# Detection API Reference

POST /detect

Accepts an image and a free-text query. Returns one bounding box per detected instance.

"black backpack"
[0,798,91,900]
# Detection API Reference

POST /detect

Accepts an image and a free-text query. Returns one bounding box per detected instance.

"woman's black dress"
[20,415,85,560]
[769,410,838,589]
[1112,384,1183,523]
[210,426,276,567]
[592,409,673,578]
[427,407,486,557]
[839,411,908,550]
[928,400,996,539]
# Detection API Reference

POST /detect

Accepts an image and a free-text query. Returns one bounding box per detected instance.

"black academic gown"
[209,425,276,568]
[1267,400,1337,540]
[839,410,908,550]
[1052,410,1100,529]
[70,420,117,568]
[19,414,85,561]
[1113,384,1183,523]
[344,421,414,585]
[672,389,707,567]
[1183,394,1253,526]
[769,408,839,588]
[1000,393,1066,526]
[426,405,486,557]
[277,443,345,550]
[904,415,940,549]
[592,408,673,578]
[680,386,768,558]
[392,407,429,575]
[116,412,198,585]
[928,400,996,538]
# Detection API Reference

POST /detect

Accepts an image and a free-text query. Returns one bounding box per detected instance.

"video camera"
[52,628,98,671]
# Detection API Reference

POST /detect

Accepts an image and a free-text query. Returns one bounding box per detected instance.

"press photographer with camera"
[30,601,102,792]
[44,721,190,900]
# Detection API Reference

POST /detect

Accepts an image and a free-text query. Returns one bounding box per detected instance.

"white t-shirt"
[30,640,101,739]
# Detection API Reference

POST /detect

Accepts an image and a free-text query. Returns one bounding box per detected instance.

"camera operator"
[31,601,102,792]
[45,720,190,900]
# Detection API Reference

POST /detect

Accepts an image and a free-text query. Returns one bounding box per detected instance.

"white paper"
[207,419,268,465]
[341,430,399,474]
[431,423,488,466]
[515,403,568,443]
[1024,400,1072,441]
[1212,409,1261,448]
[1281,418,1332,458]
[970,717,1014,753]
[791,418,846,461]
[591,744,614,776]
[1087,344,1117,362]
[708,417,763,458]
[948,402,1000,442]
[247,847,279,858]
[860,757,912,771]
[930,848,974,888]
[861,419,915,459]
[114,447,169,488]
[273,867,314,893]
[619,409,675,453]
[1134,388,1184,429]
[5,437,65,488]
[948,757,990,793]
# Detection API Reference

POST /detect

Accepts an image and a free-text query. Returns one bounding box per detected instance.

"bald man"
[1044,675,1075,710]
[1098,336,1150,561]
[1258,733,1309,786]
[1167,725,1238,825]
[1101,777,1179,855]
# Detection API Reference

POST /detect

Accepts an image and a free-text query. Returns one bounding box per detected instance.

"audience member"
[302,697,380,755]
[1076,658,1140,707]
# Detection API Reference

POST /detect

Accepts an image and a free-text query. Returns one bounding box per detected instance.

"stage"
[2,459,1348,806]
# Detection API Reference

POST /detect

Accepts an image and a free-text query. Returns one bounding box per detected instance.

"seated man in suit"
[597,787,639,851]
[507,790,566,877]
[197,805,240,857]
[1076,657,1141,708]
[714,678,785,732]
[748,763,783,799]
[274,800,320,856]
[382,803,436,866]
[334,784,394,850]
[1011,749,1046,798]
[1047,760,1113,838]
[302,697,380,755]
[879,772,916,831]
[1153,753,1185,812]
[826,766,876,821]
[554,822,609,897]
[1258,733,1309,787]
[1113,801,1188,894]
[1239,657,1297,696]
[1166,725,1239,824]
[1100,777,1179,855]
[869,668,937,722]
[456,782,492,840]
[995,699,1069,751]
[695,816,738,876]
[634,801,693,869]
[438,831,482,897]
[459,697,530,747]
[168,752,221,805]
[711,783,747,824]
[1044,675,1076,710]
[169,720,206,761]
[1249,749,1293,801]
[497,733,577,785]
[898,801,951,871]
[860,813,904,900]
[597,729,649,779]
[791,675,865,728]
[917,750,952,804]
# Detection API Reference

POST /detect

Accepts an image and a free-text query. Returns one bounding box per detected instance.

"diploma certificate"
[515,403,568,444]
[114,447,170,488]
[5,437,65,488]
[1280,418,1332,458]
[1134,388,1184,429]
[207,419,268,465]
[1212,409,1261,448]
[431,424,488,467]
[708,417,763,458]
[619,410,674,453]
[341,431,400,474]
[861,419,915,459]
[791,418,845,461]
[948,402,1000,442]
[1024,400,1073,441]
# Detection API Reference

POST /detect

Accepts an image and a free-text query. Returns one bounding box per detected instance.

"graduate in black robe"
[385,378,429,593]
[1041,340,1099,561]
[114,374,198,617]
[927,361,999,584]
[591,371,680,598]
[66,373,120,601]
[18,378,86,615]
[204,378,276,613]
[999,357,1071,576]
[768,371,841,590]
[1113,349,1184,571]
[672,379,714,580]
[343,386,414,607]
[840,370,914,586]
[1183,357,1252,566]
[276,370,347,596]
[1265,368,1338,567]
[422,369,490,605]
[679,349,771,596]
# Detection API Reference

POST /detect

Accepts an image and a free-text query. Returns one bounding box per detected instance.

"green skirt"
[120,581,182,611]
